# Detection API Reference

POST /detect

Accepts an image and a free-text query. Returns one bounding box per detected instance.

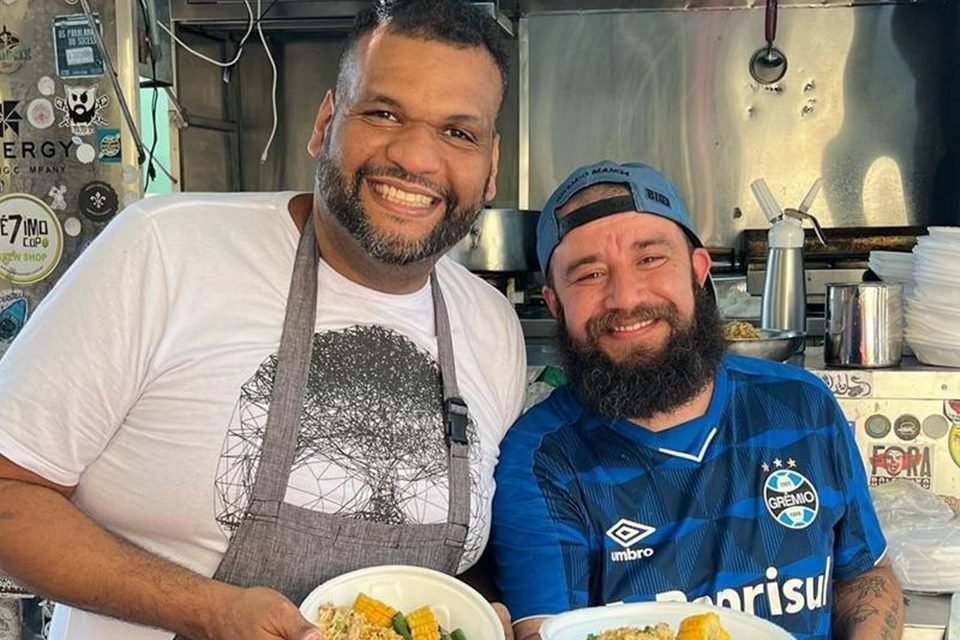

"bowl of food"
[540,602,793,640]
[299,565,504,640]
[723,321,804,362]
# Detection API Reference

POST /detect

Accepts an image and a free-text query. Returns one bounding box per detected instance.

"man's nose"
[384,122,444,178]
[603,267,647,312]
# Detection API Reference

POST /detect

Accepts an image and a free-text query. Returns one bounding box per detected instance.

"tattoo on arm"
[834,571,902,640]
[848,575,888,599]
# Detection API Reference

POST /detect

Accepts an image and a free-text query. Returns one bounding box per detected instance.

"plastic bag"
[870,480,960,594]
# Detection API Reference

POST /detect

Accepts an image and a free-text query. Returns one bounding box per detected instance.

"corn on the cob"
[351,592,396,626]
[405,606,440,640]
[676,612,730,640]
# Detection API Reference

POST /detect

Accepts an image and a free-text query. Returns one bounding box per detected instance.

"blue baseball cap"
[537,161,704,277]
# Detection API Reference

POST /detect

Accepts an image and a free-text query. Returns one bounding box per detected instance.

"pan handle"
[765,0,779,45]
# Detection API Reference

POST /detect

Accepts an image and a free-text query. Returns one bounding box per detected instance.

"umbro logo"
[605,518,656,548]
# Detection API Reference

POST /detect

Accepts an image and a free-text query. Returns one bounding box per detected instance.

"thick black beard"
[316,149,484,266]
[555,283,727,422]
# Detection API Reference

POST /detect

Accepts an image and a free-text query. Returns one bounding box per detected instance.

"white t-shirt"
[0,192,526,640]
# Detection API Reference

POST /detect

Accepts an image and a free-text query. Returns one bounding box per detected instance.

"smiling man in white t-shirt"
[0,2,525,639]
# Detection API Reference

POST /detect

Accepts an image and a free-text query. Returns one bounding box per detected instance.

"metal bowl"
[726,329,805,362]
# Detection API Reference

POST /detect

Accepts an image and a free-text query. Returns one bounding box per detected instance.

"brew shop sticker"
[0,193,64,284]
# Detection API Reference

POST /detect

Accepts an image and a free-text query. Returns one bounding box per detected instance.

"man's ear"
[543,284,561,319]
[691,247,712,287]
[484,133,500,202]
[307,90,335,158]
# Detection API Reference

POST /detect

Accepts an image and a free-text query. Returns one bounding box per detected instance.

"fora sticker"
[763,468,819,530]
[0,289,27,346]
[869,443,933,490]
[0,193,64,284]
[54,84,108,137]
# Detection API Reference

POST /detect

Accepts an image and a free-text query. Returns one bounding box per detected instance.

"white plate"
[299,565,505,640]
[540,602,794,640]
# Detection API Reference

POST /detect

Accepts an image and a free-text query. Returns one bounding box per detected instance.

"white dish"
[539,602,794,640]
[927,226,960,242]
[906,337,960,368]
[299,565,504,640]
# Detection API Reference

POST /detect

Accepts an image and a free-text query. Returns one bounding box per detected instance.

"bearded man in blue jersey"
[490,161,903,640]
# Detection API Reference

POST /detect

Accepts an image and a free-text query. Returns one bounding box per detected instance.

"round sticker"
[78,181,118,222]
[63,216,82,237]
[922,414,949,440]
[37,76,56,97]
[0,193,64,284]
[894,414,921,441]
[76,143,96,164]
[950,423,960,469]
[864,414,892,439]
[26,99,55,130]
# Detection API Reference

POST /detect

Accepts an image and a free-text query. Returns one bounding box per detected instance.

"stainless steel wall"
[524,3,960,248]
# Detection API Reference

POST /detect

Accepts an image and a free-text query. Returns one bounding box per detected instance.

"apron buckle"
[444,397,469,445]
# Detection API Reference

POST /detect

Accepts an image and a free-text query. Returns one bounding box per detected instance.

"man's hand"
[206,585,322,640]
[492,602,514,640]
[832,558,904,640]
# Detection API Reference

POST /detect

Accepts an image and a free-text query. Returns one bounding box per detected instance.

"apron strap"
[248,218,320,512]
[431,272,471,533]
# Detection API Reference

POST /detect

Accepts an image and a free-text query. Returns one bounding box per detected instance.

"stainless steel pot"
[824,282,903,368]
[446,208,539,273]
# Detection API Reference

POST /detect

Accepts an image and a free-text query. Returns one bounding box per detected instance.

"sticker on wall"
[945,400,960,423]
[0,290,27,346]
[1,0,19,6]
[0,193,64,284]
[922,414,949,440]
[949,422,960,470]
[47,184,66,211]
[868,442,933,490]
[893,414,921,441]
[864,414,892,439]
[54,84,108,136]
[96,128,121,163]
[0,24,31,75]
[26,98,55,130]
[0,100,22,136]
[75,142,95,164]
[37,76,56,97]
[78,181,117,222]
[63,216,81,237]
[52,13,105,78]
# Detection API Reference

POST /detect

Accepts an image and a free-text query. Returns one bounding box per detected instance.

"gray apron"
[176,217,471,634]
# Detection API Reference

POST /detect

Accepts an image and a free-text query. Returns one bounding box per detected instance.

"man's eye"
[639,255,666,266]
[574,271,604,283]
[445,127,477,143]
[366,110,399,122]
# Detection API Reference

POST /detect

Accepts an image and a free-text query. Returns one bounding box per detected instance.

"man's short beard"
[555,283,727,422]
[315,146,485,266]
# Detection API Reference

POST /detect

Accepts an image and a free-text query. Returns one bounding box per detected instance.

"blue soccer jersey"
[491,355,887,640]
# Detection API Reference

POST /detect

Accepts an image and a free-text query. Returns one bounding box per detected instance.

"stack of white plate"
[869,250,915,296]
[905,227,960,367]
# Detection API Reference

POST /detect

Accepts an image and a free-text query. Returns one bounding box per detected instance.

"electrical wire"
[256,0,279,163]
[159,0,280,163]
[157,0,255,68]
